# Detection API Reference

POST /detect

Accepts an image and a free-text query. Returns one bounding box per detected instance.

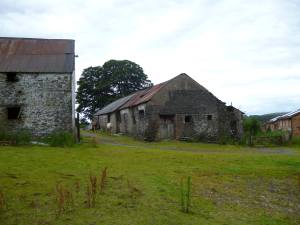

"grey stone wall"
[0,72,74,137]
[96,74,243,142]
[141,75,242,142]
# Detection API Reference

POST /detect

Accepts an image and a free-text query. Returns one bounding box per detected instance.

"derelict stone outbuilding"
[94,74,243,142]
[0,37,76,137]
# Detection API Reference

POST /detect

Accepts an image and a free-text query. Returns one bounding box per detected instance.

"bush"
[0,128,10,141]
[47,131,75,147]
[12,129,32,145]
[218,134,236,145]
[0,126,32,145]
[290,137,300,146]
[243,117,261,136]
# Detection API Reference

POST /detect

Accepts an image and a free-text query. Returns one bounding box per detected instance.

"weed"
[13,129,32,145]
[89,174,97,206]
[85,184,91,208]
[99,167,107,193]
[74,181,80,193]
[55,183,74,215]
[180,179,184,212]
[291,137,300,146]
[0,126,32,145]
[64,189,74,208]
[0,190,6,211]
[180,176,192,213]
[29,199,39,208]
[298,174,300,192]
[89,137,99,147]
[47,131,75,147]
[127,179,142,198]
[55,183,65,214]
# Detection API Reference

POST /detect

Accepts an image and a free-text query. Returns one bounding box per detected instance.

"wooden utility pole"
[76,113,80,142]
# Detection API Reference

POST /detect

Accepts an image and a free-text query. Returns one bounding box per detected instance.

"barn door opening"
[159,114,175,139]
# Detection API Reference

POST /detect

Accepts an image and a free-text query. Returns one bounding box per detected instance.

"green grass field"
[0,132,300,225]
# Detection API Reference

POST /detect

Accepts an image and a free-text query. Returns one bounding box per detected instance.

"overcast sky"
[0,0,299,115]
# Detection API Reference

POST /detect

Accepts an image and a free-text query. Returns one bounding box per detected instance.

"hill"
[250,112,288,123]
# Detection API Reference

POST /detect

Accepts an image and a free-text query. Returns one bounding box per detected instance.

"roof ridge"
[0,37,75,41]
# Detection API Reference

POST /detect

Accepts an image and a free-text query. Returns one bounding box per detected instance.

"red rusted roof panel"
[120,82,166,109]
[0,37,74,73]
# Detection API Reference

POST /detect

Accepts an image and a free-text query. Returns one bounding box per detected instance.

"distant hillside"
[249,112,288,123]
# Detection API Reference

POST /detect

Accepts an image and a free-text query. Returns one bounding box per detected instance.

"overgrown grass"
[291,137,300,147]
[0,133,300,225]
[0,128,32,145]
[46,131,76,147]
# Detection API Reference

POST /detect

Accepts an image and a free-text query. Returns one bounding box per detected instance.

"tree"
[243,117,261,136]
[76,60,152,120]
[243,117,261,145]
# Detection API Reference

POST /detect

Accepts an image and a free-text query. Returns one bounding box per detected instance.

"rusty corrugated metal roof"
[120,82,166,109]
[0,37,75,73]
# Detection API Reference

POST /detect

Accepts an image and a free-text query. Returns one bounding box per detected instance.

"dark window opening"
[7,107,21,120]
[107,114,110,123]
[116,112,121,123]
[185,115,192,123]
[6,72,18,82]
[160,114,174,123]
[139,110,145,119]
[207,115,212,120]
[132,112,136,124]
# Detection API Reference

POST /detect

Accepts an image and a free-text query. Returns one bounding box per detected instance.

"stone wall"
[292,114,300,137]
[0,72,74,137]
[95,74,243,142]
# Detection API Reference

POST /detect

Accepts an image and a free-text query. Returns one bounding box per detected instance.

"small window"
[139,110,145,119]
[160,115,174,123]
[132,112,136,124]
[185,115,192,123]
[107,114,110,123]
[7,107,21,120]
[6,72,18,82]
[207,115,212,120]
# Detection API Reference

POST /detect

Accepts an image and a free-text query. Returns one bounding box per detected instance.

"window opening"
[7,107,21,120]
[139,110,145,119]
[185,115,192,123]
[6,72,18,82]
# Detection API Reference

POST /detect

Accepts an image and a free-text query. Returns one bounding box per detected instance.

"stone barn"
[94,74,243,142]
[265,109,300,138]
[0,37,76,137]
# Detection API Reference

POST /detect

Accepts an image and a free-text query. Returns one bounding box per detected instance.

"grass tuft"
[47,131,75,147]
[180,176,192,213]
[0,190,6,212]
[99,167,107,193]
[55,183,74,215]
[85,184,92,208]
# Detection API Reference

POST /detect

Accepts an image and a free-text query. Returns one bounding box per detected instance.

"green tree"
[76,60,152,119]
[243,117,261,136]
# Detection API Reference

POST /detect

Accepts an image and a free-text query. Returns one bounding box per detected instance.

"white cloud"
[0,0,299,115]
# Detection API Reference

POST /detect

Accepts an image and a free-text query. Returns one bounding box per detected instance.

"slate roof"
[94,94,136,116]
[0,37,75,73]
